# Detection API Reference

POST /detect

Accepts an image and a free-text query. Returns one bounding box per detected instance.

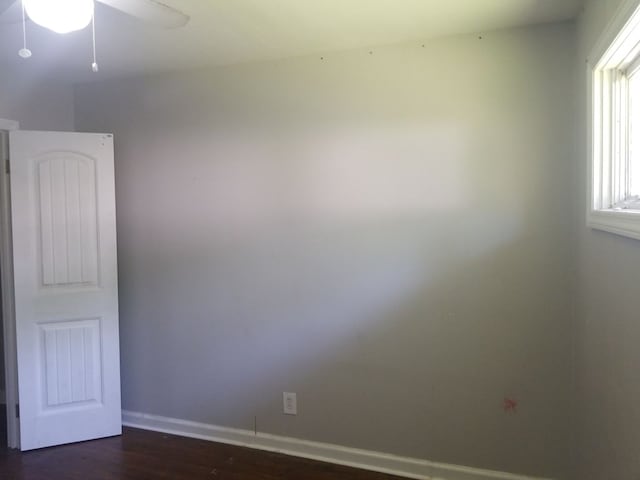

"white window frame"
[588,0,640,240]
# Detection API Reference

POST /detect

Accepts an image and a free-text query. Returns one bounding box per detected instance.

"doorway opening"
[0,127,18,450]
[0,128,8,450]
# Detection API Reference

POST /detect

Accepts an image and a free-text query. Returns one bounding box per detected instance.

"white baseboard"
[122,410,552,480]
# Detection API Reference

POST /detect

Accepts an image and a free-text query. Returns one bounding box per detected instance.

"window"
[630,69,640,200]
[589,0,640,240]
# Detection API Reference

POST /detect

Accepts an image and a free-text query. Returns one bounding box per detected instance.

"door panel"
[9,130,121,451]
[37,153,99,286]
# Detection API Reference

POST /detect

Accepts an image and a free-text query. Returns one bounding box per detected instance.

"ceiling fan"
[0,0,189,31]
[0,0,189,71]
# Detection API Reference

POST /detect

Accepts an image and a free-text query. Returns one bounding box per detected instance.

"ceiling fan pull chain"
[18,0,32,59]
[91,11,99,72]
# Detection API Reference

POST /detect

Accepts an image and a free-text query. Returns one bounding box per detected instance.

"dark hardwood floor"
[0,427,405,480]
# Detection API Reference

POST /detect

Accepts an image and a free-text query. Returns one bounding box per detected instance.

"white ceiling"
[0,0,584,82]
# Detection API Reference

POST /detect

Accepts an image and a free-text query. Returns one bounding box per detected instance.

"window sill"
[587,209,640,240]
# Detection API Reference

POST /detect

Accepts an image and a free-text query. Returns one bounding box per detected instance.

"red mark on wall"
[503,397,518,413]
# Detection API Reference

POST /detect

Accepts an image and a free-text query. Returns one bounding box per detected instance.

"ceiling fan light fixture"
[23,0,94,34]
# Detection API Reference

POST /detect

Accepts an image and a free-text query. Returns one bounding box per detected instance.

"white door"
[9,130,121,451]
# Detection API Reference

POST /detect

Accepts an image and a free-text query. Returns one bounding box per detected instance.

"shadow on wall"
[118,202,570,477]
[111,100,572,480]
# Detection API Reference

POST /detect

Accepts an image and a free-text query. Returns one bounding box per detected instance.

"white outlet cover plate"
[283,392,297,415]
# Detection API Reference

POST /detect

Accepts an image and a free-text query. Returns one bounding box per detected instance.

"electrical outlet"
[283,392,297,415]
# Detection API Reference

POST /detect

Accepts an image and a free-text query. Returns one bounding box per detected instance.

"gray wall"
[0,72,74,131]
[75,23,575,478]
[574,1,640,478]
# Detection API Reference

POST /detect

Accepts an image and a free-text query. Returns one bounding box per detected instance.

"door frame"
[0,121,21,449]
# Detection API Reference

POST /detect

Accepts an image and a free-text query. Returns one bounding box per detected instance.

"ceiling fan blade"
[96,0,189,29]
